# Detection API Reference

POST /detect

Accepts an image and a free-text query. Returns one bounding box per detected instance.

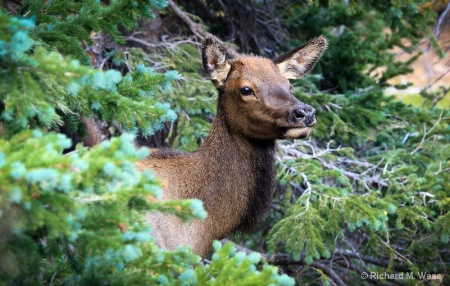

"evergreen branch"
[299,173,312,210]
[221,239,345,286]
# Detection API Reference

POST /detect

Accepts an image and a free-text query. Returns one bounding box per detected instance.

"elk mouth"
[278,126,312,139]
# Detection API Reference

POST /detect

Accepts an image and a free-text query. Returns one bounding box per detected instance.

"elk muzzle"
[290,104,316,127]
[282,103,316,139]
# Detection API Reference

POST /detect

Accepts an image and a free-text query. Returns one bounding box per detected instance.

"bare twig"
[433,2,450,39]
[411,110,444,154]
[423,65,450,91]
[167,0,239,58]
[278,140,389,188]
[125,34,200,50]
[310,261,346,286]
[319,158,388,188]
[335,249,410,273]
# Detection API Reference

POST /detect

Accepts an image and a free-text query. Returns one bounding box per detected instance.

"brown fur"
[136,36,328,257]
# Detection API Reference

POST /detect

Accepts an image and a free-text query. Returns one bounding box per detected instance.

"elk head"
[202,36,328,140]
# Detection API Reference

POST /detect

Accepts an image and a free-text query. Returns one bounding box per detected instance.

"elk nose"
[291,105,316,127]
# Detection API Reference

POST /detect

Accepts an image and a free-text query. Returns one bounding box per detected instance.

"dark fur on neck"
[235,138,276,231]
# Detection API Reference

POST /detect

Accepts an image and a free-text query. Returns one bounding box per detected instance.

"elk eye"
[240,86,254,96]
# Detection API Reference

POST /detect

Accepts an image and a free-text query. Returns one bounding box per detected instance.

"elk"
[136,36,328,257]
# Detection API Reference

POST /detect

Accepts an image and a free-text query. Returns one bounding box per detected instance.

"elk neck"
[191,97,277,232]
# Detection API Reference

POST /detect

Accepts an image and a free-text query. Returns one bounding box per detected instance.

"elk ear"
[274,36,328,79]
[202,37,231,88]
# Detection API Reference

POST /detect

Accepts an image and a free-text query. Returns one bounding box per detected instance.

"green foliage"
[22,0,167,62]
[109,43,217,150]
[280,0,435,92]
[119,43,217,150]
[160,44,217,151]
[194,241,295,286]
[268,202,332,263]
[0,9,179,139]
